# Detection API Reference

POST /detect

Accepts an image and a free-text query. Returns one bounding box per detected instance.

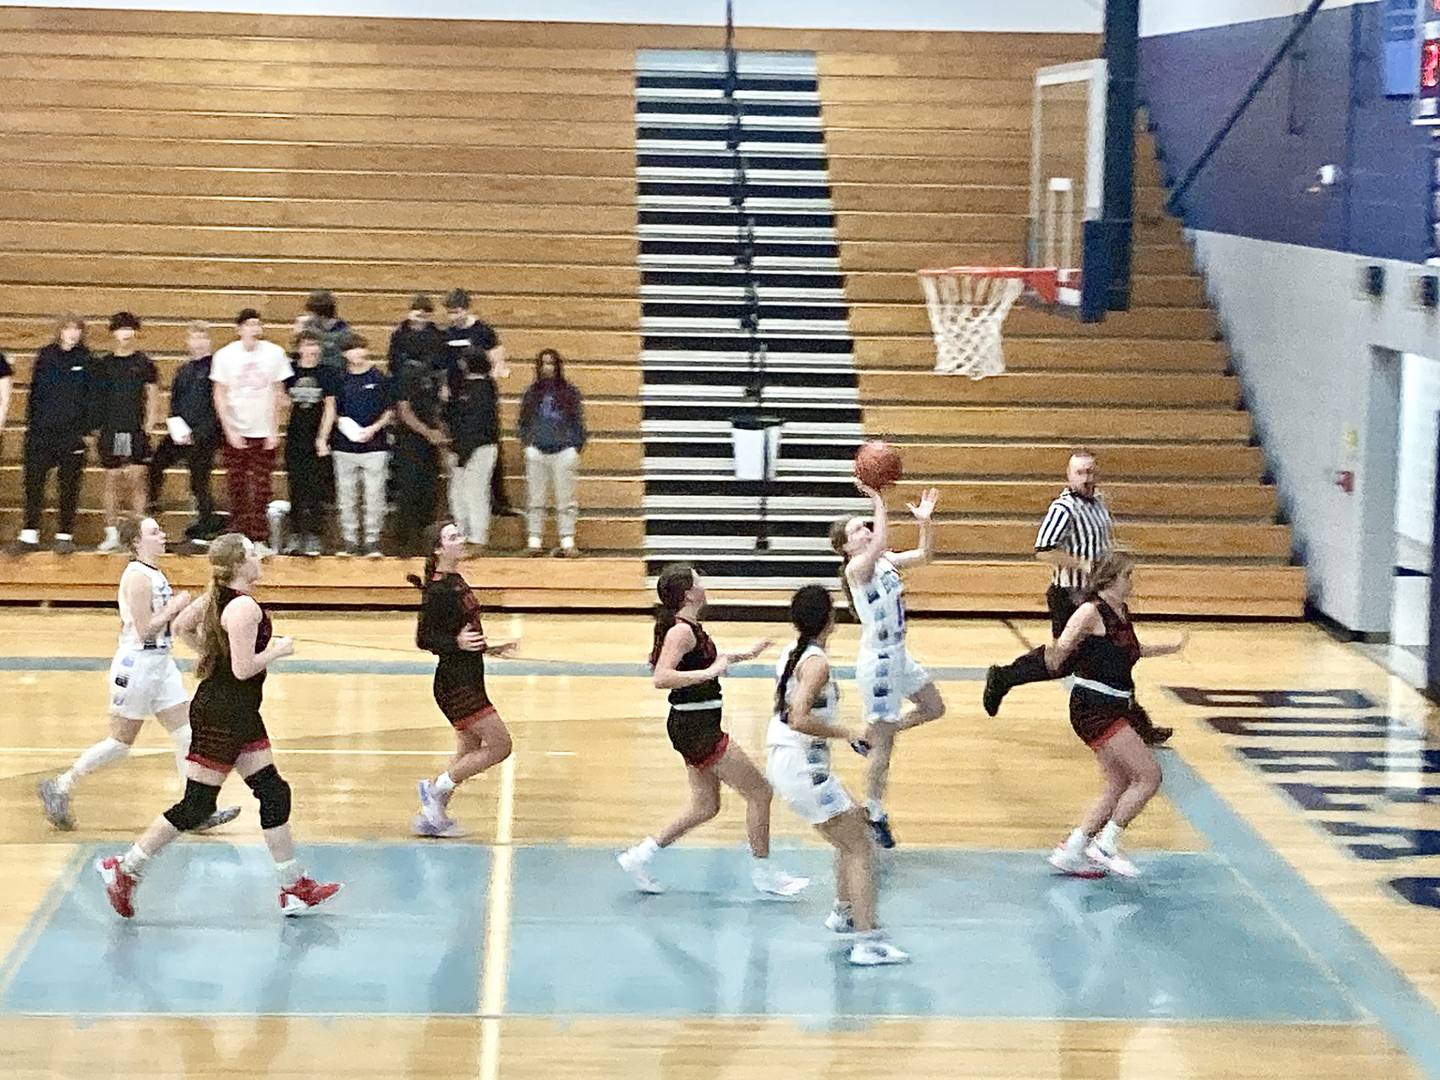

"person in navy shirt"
[317,333,393,557]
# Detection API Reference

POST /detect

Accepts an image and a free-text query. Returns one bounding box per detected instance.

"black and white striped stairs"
[636,49,865,587]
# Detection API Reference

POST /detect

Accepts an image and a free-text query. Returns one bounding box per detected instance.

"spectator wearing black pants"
[148,321,223,543]
[388,295,450,556]
[13,314,92,554]
[282,330,338,556]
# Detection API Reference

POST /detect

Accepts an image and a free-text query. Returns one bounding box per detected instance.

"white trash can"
[730,415,784,481]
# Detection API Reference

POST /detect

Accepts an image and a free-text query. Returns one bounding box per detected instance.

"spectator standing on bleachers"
[0,350,12,441]
[388,294,450,556]
[13,314,92,554]
[292,289,350,370]
[443,289,509,551]
[282,330,337,556]
[317,333,393,558]
[519,348,586,558]
[92,312,160,553]
[211,308,292,556]
[147,321,223,546]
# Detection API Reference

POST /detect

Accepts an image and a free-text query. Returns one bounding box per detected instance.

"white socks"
[275,859,303,888]
[1096,820,1124,853]
[57,737,130,794]
[168,724,192,785]
[1064,827,1088,855]
[865,799,884,822]
[434,772,457,797]
[19,528,38,544]
[634,836,659,861]
[527,536,542,550]
[559,536,575,550]
[119,843,150,878]
[103,525,119,544]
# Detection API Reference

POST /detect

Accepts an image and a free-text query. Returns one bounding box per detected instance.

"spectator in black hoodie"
[292,288,350,370]
[147,321,223,543]
[92,312,159,553]
[283,329,339,556]
[12,313,92,554]
[388,294,450,555]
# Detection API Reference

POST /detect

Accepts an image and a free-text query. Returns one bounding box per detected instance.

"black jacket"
[169,355,218,443]
[26,343,93,446]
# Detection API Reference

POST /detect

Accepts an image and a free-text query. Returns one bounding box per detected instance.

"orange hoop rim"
[916,264,1059,305]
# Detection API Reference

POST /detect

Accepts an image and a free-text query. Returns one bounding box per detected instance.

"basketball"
[854,440,903,489]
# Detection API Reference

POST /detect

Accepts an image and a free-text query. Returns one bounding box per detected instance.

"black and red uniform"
[187,586,272,771]
[418,571,496,731]
[1068,598,1144,749]
[664,616,728,769]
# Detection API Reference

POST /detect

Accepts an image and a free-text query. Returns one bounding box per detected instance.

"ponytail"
[407,522,450,592]
[828,517,857,613]
[649,563,695,668]
[194,533,249,682]
[776,584,833,719]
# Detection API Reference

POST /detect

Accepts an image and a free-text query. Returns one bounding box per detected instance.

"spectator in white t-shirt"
[210,307,293,553]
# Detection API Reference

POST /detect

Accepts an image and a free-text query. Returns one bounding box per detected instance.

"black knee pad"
[163,779,221,832]
[245,764,292,829]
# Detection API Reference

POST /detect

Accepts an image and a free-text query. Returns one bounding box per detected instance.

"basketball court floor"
[0,608,1436,1078]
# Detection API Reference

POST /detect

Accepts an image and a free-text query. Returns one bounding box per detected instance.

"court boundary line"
[0,657,990,681]
[1163,752,1440,1080]
[478,753,516,1080]
[0,846,89,1002]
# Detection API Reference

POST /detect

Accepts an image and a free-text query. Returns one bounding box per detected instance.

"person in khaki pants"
[518,348,586,557]
[316,333,393,558]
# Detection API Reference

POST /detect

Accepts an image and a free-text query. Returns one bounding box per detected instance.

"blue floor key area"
[0,843,489,1015]
[507,846,1358,1022]
[1,843,1356,1022]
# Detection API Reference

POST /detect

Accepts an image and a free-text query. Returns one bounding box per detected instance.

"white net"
[918,271,1025,379]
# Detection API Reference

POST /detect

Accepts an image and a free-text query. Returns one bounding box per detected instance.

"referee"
[982,448,1171,746]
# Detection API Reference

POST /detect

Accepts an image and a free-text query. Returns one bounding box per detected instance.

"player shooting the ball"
[828,441,946,849]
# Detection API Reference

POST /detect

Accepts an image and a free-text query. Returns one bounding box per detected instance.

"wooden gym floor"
[0,607,1437,1078]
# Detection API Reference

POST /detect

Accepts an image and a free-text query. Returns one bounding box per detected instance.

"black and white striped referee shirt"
[1034,487,1115,590]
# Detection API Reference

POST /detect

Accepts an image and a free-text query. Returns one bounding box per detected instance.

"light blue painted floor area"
[0,844,489,1015]
[507,846,1356,1021]
[0,842,1358,1022]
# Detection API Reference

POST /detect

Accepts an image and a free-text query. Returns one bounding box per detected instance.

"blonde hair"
[194,534,252,682]
[54,311,85,340]
[116,514,146,557]
[828,516,859,612]
[185,320,211,336]
[1085,551,1136,599]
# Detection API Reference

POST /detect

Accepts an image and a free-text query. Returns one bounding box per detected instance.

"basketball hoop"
[917,265,1058,379]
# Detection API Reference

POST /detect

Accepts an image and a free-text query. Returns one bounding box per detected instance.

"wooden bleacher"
[0,7,1305,615]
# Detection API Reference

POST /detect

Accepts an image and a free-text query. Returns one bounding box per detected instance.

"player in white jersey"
[37,515,239,832]
[767,584,908,966]
[828,481,945,849]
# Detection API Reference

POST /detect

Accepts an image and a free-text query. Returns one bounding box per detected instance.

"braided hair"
[405,521,451,591]
[775,584,833,719]
[649,563,695,668]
